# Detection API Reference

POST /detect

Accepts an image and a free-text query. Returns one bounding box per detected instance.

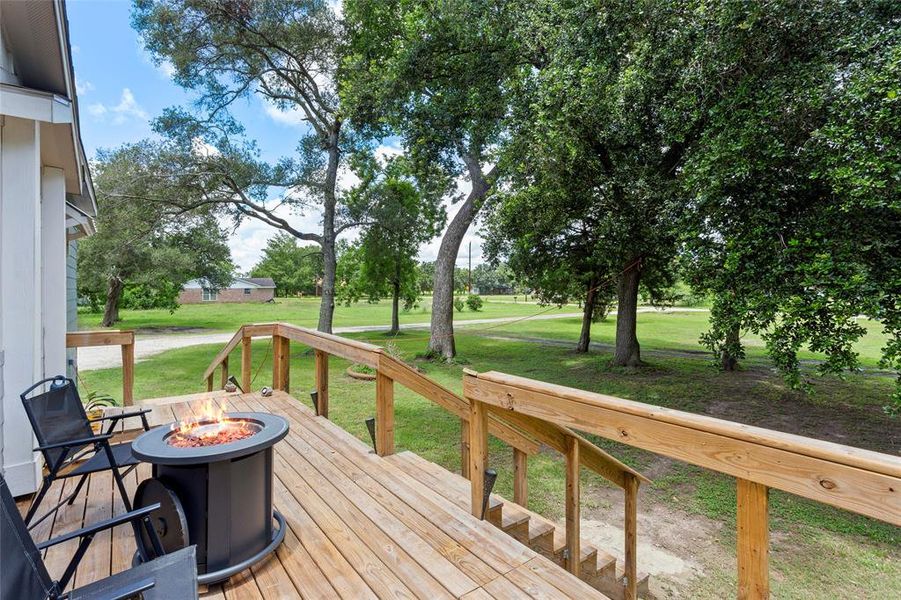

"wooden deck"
[21,390,608,599]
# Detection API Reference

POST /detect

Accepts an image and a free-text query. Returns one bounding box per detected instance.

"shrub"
[465,294,483,311]
[453,296,465,312]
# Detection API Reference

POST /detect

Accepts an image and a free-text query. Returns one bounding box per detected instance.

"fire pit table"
[131,409,289,584]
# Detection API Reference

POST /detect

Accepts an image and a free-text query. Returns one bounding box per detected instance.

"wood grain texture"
[469,399,489,519]
[466,372,900,525]
[564,435,580,577]
[624,472,639,600]
[314,349,329,418]
[376,371,395,456]
[241,336,252,392]
[738,479,769,600]
[120,342,134,406]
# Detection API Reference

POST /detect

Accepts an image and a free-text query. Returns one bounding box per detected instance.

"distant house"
[179,277,276,304]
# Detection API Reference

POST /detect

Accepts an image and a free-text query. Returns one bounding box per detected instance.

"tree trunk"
[101,277,124,327]
[577,277,598,353]
[390,278,400,335]
[427,152,494,359]
[612,262,642,367]
[317,123,341,334]
[721,324,740,371]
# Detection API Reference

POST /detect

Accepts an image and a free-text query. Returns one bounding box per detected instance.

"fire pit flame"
[168,401,259,448]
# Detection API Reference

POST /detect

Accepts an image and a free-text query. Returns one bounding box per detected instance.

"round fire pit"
[132,411,288,584]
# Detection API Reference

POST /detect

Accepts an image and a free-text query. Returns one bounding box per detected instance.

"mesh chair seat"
[68,546,198,600]
[67,442,140,477]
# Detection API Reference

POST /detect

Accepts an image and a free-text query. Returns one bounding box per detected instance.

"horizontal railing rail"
[463,369,901,600]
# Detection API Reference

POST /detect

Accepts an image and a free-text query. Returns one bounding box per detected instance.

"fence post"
[314,349,329,417]
[241,334,252,391]
[468,399,488,518]
[737,479,769,600]
[564,434,581,577]
[375,371,394,456]
[121,337,134,406]
[624,472,639,600]
[513,448,528,507]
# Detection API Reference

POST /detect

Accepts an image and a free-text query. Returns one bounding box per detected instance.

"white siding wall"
[0,117,43,495]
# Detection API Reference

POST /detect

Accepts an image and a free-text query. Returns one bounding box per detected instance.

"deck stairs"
[385,450,651,600]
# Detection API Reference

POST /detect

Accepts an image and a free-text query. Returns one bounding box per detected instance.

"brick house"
[179,277,276,304]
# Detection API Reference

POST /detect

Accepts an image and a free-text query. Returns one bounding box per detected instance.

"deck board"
[18,390,608,599]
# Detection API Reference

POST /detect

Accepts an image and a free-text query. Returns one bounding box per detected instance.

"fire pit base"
[133,510,285,585]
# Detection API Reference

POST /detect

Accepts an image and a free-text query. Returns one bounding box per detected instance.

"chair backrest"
[0,475,57,600]
[20,377,93,468]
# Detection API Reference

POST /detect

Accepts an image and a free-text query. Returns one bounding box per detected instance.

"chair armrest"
[88,407,152,423]
[35,433,113,452]
[37,503,162,550]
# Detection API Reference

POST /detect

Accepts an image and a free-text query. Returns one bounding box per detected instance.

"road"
[77,307,709,371]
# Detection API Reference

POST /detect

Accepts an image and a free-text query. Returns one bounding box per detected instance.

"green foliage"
[77,141,233,320]
[337,155,444,330]
[453,297,465,313]
[465,294,483,312]
[471,263,516,294]
[250,233,321,297]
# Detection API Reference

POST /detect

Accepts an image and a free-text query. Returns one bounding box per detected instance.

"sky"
[66,0,485,273]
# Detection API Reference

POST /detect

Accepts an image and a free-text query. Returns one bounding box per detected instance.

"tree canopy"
[250,233,321,297]
[78,141,233,326]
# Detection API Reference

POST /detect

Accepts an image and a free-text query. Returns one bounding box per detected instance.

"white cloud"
[86,88,148,125]
[75,74,94,96]
[263,103,308,127]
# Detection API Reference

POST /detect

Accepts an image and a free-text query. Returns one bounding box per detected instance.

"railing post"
[220,356,229,390]
[469,398,489,518]
[624,472,639,600]
[460,419,471,479]
[272,334,290,392]
[737,478,769,600]
[564,434,580,577]
[121,337,134,406]
[375,371,394,456]
[241,334,252,391]
[513,448,528,507]
[206,373,214,392]
[314,349,329,418]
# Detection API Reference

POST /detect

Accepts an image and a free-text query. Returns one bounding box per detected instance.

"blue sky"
[67,0,483,272]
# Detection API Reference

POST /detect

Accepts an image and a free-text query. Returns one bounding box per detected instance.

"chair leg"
[23,478,52,527]
[67,474,89,505]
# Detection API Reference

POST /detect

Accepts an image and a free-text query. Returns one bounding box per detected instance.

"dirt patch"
[578,483,731,599]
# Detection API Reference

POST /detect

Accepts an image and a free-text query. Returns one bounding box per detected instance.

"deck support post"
[375,371,394,456]
[738,478,769,600]
[314,350,329,418]
[241,335,252,391]
[121,340,134,406]
[220,356,229,390]
[564,434,580,577]
[206,373,213,392]
[460,419,470,479]
[624,472,639,600]
[469,399,489,518]
[272,335,290,392]
[513,448,528,507]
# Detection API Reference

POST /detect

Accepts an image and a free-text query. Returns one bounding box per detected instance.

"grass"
[76,307,900,598]
[76,296,576,333]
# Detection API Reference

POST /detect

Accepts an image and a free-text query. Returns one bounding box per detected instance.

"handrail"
[463,368,901,599]
[67,330,135,406]
[200,323,645,490]
[465,369,900,523]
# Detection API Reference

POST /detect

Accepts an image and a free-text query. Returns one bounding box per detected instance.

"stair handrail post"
[513,448,528,507]
[468,398,489,518]
[375,367,395,456]
[624,472,639,600]
[241,331,252,391]
[314,349,329,418]
[220,355,229,390]
[564,434,581,577]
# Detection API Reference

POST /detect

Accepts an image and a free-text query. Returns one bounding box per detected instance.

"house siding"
[66,239,77,378]
[178,287,275,304]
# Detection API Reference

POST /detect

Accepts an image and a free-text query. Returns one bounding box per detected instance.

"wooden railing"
[463,369,901,600]
[202,323,648,595]
[66,330,135,406]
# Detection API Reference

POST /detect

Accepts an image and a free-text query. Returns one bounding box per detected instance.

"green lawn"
[77,309,899,598]
[77,296,575,332]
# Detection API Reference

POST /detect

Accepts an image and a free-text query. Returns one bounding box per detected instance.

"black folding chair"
[20,376,152,530]
[1,475,198,600]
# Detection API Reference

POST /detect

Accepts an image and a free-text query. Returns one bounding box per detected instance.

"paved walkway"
[77,307,709,371]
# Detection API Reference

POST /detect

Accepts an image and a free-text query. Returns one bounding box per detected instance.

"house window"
[244,288,252,295]
[202,288,218,301]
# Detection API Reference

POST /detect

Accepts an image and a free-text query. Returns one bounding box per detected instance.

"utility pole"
[468,241,472,293]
